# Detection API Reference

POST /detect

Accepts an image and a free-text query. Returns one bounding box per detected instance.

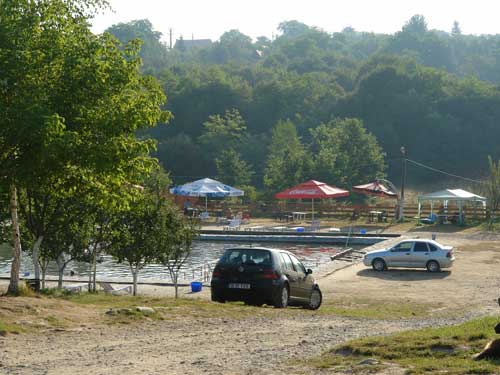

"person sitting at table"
[438,205,446,224]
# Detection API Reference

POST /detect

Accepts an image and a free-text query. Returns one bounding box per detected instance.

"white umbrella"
[169,178,244,211]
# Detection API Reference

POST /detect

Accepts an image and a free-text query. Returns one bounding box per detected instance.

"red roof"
[275,180,349,199]
[352,181,397,198]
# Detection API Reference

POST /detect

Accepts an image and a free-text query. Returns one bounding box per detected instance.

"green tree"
[109,187,195,296]
[402,15,428,35]
[264,120,312,192]
[215,149,254,186]
[39,198,91,289]
[310,118,385,187]
[278,20,311,39]
[108,193,158,296]
[199,109,247,150]
[208,30,258,64]
[198,109,248,173]
[106,19,169,72]
[451,21,462,37]
[155,205,197,298]
[0,0,169,294]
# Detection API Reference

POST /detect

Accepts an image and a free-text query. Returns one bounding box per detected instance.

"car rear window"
[219,249,272,266]
[428,244,438,252]
[414,242,429,252]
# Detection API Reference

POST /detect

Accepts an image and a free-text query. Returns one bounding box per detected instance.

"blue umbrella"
[169,178,244,211]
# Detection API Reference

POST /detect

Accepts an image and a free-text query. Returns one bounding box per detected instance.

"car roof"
[399,239,444,246]
[223,247,291,255]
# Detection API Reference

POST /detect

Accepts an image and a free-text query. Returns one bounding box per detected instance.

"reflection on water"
[0,241,348,282]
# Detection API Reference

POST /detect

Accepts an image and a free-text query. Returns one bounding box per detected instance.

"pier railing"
[180,261,217,283]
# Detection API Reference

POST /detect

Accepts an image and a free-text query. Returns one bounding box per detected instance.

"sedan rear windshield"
[219,249,273,266]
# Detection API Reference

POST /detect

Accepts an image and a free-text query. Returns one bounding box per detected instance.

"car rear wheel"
[274,284,289,308]
[372,258,386,271]
[305,288,322,310]
[426,260,440,272]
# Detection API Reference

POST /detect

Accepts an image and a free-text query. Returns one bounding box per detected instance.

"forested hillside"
[106,16,500,190]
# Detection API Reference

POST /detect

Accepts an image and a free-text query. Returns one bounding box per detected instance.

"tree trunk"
[39,256,49,290]
[168,268,179,299]
[173,272,179,299]
[88,263,92,292]
[32,235,44,292]
[56,254,66,289]
[8,184,22,295]
[92,251,97,293]
[41,266,46,290]
[132,268,138,296]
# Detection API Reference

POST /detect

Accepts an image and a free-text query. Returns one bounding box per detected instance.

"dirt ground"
[1,232,500,375]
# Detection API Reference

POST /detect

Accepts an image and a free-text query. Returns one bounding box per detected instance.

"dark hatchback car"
[210,247,322,309]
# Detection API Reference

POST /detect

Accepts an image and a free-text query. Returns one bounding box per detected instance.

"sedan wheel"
[372,258,386,271]
[305,288,322,310]
[274,285,289,308]
[426,260,440,272]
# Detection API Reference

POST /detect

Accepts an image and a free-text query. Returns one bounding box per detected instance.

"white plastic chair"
[223,218,241,231]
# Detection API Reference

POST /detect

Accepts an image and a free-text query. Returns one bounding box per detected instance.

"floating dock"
[198,230,399,245]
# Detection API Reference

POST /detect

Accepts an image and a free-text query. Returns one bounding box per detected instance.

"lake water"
[0,241,349,283]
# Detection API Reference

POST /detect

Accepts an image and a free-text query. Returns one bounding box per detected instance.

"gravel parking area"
[1,232,499,374]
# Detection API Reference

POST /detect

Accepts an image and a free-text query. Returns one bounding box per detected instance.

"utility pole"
[169,28,173,49]
[400,146,407,221]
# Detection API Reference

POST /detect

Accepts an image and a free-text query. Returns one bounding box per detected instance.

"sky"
[91,0,500,43]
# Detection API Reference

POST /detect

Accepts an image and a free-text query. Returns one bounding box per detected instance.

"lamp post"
[400,146,406,221]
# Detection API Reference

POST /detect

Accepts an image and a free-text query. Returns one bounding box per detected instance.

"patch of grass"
[308,316,500,374]
[43,314,68,328]
[61,293,441,321]
[317,298,439,320]
[0,320,25,335]
[2,282,37,297]
[478,217,500,231]
[104,307,164,324]
[65,292,271,320]
[40,288,75,298]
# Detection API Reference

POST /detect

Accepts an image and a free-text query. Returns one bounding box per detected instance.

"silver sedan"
[363,239,455,272]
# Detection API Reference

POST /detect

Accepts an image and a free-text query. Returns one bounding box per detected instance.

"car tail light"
[212,267,221,278]
[261,269,279,280]
[446,251,453,258]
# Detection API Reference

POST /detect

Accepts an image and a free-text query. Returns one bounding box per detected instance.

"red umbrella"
[352,181,397,199]
[275,180,349,219]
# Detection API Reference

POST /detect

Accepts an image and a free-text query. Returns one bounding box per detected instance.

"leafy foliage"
[264,120,312,193]
[103,15,500,189]
[310,118,385,187]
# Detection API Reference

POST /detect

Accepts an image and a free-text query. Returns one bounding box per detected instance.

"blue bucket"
[295,227,305,232]
[360,229,367,235]
[191,281,202,293]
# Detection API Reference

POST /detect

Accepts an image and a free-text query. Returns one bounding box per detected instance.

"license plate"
[228,283,251,289]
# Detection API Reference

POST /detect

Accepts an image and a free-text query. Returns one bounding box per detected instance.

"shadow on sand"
[357,268,451,281]
[411,224,469,234]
